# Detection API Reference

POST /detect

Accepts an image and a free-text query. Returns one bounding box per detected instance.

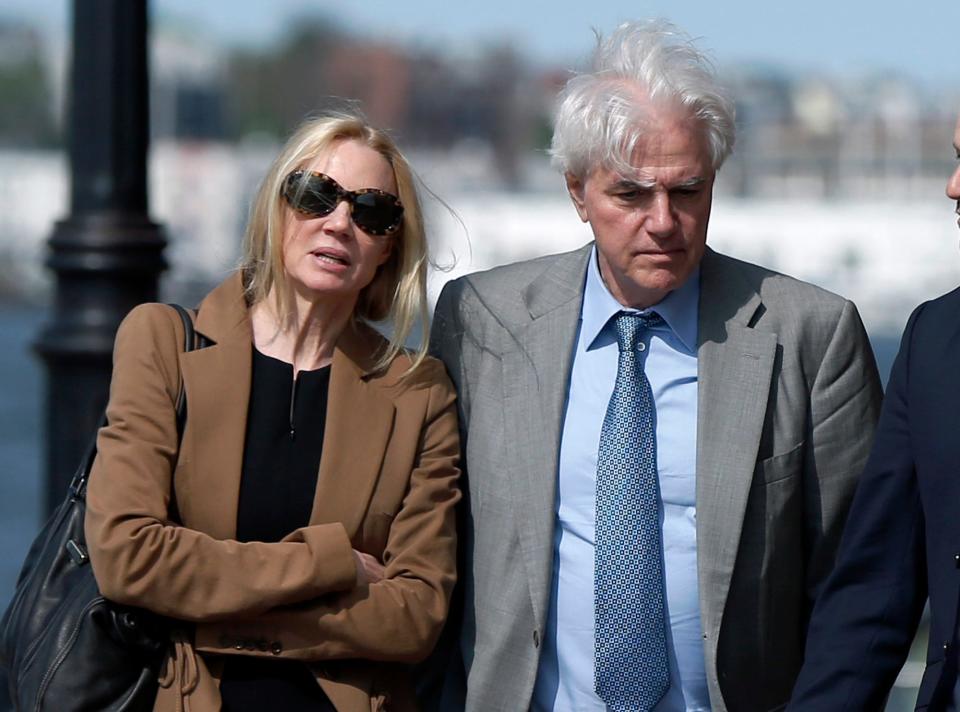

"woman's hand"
[353,550,385,585]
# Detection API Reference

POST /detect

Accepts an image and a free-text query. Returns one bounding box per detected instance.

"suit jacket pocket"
[754,442,803,487]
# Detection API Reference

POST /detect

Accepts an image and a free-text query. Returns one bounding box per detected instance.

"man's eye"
[673,187,701,197]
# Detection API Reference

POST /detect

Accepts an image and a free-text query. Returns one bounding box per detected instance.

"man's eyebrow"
[612,176,708,190]
[671,176,708,189]
[611,178,656,190]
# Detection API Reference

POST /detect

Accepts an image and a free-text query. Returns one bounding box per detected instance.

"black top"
[219,349,337,712]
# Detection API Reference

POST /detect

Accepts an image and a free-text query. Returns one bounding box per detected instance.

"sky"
[3,0,959,87]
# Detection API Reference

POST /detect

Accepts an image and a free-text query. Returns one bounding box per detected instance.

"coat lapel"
[309,324,395,534]
[179,274,253,540]
[501,245,590,626]
[177,275,393,542]
[695,250,777,635]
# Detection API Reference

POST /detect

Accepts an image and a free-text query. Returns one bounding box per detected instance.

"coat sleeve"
[801,298,884,603]
[788,305,927,710]
[85,304,357,622]
[193,371,461,663]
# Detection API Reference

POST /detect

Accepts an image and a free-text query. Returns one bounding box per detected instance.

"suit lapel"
[501,245,590,626]
[309,324,395,534]
[695,250,777,634]
[180,275,252,540]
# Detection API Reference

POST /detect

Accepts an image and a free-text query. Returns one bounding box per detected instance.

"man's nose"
[646,193,676,236]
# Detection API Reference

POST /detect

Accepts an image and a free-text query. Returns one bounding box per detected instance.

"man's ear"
[564,172,589,222]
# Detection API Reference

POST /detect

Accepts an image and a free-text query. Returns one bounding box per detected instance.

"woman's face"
[282,139,396,307]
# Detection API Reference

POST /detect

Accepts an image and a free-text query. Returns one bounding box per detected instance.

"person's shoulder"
[706,250,847,312]
[435,244,591,330]
[355,322,452,396]
[914,284,960,321]
[379,349,455,408]
[899,285,960,346]
[116,302,184,344]
[442,244,590,299]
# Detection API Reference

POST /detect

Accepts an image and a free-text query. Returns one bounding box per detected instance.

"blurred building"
[0,13,958,338]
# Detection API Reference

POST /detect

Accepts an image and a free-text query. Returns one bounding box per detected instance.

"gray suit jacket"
[428,244,882,712]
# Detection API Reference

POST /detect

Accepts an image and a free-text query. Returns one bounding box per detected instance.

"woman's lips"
[311,248,350,266]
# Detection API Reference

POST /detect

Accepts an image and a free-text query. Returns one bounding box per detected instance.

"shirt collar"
[581,245,699,353]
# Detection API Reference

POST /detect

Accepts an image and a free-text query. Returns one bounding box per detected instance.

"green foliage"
[0,54,58,148]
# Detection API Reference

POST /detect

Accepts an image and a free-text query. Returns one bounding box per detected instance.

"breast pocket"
[754,442,803,486]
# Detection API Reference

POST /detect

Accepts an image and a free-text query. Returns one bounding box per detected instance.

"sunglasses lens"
[352,193,403,234]
[293,174,339,216]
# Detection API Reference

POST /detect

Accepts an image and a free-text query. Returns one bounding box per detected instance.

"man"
[788,116,960,711]
[429,20,882,712]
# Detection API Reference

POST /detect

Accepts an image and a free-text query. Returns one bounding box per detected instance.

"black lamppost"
[34,0,166,515]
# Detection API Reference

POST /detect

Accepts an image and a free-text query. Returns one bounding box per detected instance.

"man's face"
[948,114,960,228]
[566,112,715,309]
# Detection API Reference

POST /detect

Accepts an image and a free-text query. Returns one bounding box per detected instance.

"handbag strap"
[167,303,199,437]
[69,303,201,500]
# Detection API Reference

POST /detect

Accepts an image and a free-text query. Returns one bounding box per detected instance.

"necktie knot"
[613,311,661,353]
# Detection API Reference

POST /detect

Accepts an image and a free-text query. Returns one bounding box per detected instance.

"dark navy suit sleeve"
[788,305,929,710]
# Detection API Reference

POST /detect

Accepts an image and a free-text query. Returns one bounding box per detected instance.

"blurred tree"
[0,24,58,148]
[224,18,344,140]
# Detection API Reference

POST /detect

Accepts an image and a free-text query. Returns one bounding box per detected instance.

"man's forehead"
[611,124,713,176]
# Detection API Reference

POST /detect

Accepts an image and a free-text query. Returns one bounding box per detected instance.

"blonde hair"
[240,113,430,376]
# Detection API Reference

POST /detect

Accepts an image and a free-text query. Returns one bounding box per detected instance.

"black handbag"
[0,304,200,712]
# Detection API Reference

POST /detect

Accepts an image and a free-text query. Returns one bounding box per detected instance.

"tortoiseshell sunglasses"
[281,169,404,236]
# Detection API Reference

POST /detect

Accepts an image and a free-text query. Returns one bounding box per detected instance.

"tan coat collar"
[178,272,395,540]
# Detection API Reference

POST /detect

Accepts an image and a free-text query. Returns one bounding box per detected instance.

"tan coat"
[85,274,461,712]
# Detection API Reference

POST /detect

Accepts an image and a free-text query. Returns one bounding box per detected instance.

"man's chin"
[632,266,691,293]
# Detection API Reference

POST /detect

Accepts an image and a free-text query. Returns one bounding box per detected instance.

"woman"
[84,113,460,711]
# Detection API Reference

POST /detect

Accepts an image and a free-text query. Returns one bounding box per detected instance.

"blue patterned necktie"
[595,310,670,712]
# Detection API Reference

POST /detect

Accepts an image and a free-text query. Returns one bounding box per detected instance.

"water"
[0,305,43,603]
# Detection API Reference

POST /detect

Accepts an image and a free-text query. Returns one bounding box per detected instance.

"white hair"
[550,19,736,178]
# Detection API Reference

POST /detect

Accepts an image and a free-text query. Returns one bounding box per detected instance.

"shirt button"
[637,342,646,352]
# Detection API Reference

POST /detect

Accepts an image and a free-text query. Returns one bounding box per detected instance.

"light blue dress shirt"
[532,247,708,712]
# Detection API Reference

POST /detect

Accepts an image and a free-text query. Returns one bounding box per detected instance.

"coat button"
[270,641,283,655]
[954,552,960,568]
[533,630,540,648]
